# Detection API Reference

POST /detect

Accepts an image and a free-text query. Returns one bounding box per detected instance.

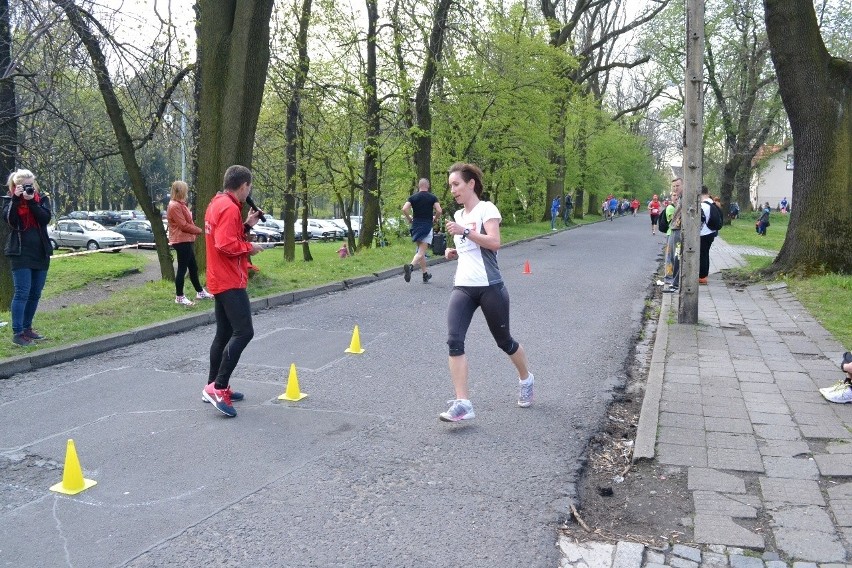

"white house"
[751,144,793,211]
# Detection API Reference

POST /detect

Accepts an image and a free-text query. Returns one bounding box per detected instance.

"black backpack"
[701,200,724,231]
[657,209,670,233]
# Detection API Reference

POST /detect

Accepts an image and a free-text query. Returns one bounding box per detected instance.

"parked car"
[331,217,360,238]
[250,223,282,242]
[258,219,302,240]
[118,210,140,221]
[88,210,111,224]
[111,220,157,248]
[104,210,124,225]
[302,219,344,240]
[59,210,90,221]
[48,220,126,251]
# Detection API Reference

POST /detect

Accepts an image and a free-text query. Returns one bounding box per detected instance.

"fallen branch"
[571,504,591,532]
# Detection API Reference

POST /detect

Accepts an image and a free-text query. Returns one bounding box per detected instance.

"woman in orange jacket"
[167,181,213,306]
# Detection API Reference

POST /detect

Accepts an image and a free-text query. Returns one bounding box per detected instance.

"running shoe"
[175,295,195,306]
[518,374,535,407]
[823,384,852,404]
[439,399,475,422]
[202,386,244,403]
[403,263,413,283]
[11,333,32,347]
[423,272,432,283]
[196,289,214,300]
[820,381,849,396]
[22,328,45,340]
[202,383,237,417]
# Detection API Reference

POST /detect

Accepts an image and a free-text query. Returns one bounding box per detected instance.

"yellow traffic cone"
[345,325,365,354]
[50,439,97,495]
[278,363,307,401]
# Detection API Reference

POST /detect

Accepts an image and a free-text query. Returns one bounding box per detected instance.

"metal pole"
[179,101,187,182]
[678,0,704,324]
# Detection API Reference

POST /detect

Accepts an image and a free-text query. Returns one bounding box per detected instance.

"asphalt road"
[0,213,664,567]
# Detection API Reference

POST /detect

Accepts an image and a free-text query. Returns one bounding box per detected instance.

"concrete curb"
[633,290,670,460]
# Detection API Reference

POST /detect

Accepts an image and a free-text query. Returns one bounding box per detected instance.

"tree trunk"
[0,0,15,306]
[283,0,312,262]
[53,0,174,280]
[358,0,380,249]
[195,0,275,268]
[763,0,852,275]
[412,0,453,182]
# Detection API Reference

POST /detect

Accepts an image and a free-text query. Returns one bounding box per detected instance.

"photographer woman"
[3,169,52,347]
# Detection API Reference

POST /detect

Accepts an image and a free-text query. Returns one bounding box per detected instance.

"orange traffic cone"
[522,260,532,274]
[278,363,308,401]
[50,439,97,495]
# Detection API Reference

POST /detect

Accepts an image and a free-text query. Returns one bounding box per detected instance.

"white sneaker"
[820,381,850,396]
[823,384,852,404]
[196,289,214,300]
[656,280,665,286]
[175,295,195,306]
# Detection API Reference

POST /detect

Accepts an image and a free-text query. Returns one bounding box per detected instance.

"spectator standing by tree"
[3,169,52,347]
[167,181,213,306]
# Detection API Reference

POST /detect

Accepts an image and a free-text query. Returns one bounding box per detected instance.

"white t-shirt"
[453,201,503,287]
[700,199,714,236]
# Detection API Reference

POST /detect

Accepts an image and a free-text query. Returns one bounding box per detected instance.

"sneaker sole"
[517,400,532,408]
[439,411,475,422]
[403,264,412,282]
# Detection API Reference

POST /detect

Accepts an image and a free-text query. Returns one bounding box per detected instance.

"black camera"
[23,183,35,195]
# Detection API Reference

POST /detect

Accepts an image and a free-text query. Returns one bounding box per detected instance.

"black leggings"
[173,242,202,296]
[447,283,519,357]
[699,233,716,278]
[209,288,255,388]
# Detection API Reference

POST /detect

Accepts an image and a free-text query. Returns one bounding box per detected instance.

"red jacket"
[204,192,253,294]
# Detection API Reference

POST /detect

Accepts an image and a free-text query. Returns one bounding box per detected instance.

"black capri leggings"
[173,241,202,296]
[209,288,255,389]
[447,283,519,357]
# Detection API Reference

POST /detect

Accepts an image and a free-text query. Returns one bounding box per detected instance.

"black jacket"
[3,193,53,259]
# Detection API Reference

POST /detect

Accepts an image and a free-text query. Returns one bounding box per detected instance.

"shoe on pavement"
[403,263,413,283]
[820,380,850,396]
[439,399,475,422]
[196,288,214,300]
[22,328,46,341]
[202,383,237,417]
[698,277,708,284]
[518,374,535,407]
[175,295,195,306]
[655,280,665,286]
[202,385,244,403]
[822,384,852,404]
[423,272,432,283]
[11,333,33,347]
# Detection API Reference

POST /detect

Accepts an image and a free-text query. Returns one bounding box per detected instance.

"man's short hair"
[700,185,710,195]
[418,178,430,189]
[223,165,252,190]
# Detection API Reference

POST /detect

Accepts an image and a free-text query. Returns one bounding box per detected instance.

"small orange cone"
[50,439,97,495]
[278,363,308,401]
[344,325,365,354]
[522,260,532,274]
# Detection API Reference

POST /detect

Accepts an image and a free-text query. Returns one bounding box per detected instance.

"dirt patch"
[561,292,694,548]
[39,249,162,312]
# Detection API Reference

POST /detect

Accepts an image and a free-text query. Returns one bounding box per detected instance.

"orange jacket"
[204,192,253,294]
[167,200,202,245]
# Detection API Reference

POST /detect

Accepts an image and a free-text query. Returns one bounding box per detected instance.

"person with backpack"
[699,186,722,284]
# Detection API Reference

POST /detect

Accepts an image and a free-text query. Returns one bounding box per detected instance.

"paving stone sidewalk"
[560,238,852,568]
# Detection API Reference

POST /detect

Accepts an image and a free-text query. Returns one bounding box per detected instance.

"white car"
[332,217,360,237]
[299,219,343,240]
[49,220,127,251]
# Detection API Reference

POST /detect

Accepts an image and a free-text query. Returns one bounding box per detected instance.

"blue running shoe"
[202,383,237,417]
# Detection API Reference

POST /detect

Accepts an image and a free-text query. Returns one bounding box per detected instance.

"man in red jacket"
[202,165,265,417]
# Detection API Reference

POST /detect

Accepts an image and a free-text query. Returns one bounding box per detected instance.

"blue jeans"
[11,268,48,334]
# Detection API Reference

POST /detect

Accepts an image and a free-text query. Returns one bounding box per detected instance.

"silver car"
[48,220,127,251]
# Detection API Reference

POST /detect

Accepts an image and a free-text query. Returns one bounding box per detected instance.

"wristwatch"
[462,228,470,238]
